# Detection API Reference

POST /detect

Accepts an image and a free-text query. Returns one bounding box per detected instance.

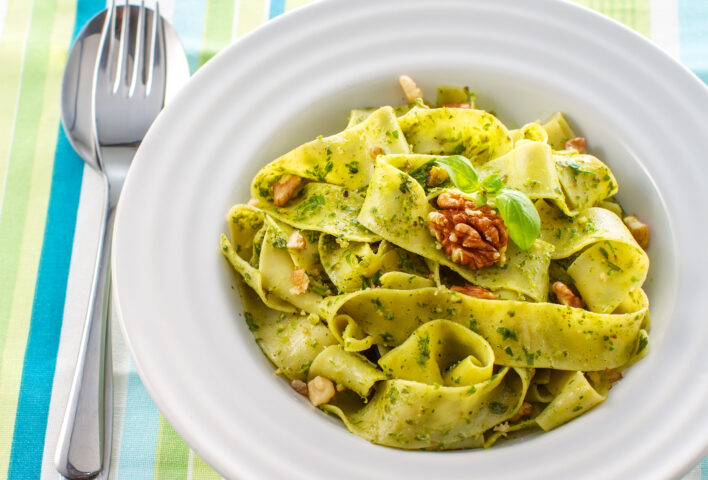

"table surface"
[0,0,706,478]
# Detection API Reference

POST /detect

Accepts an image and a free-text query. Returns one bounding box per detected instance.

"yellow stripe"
[0,0,33,211]
[285,0,313,11]
[0,0,75,475]
[236,0,265,37]
[191,453,221,480]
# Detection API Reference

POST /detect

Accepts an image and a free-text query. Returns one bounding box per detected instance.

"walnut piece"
[399,75,423,103]
[273,174,301,207]
[287,230,306,250]
[289,268,309,295]
[623,214,649,249]
[552,281,582,309]
[427,192,508,269]
[426,165,449,187]
[443,103,470,108]
[450,284,498,300]
[509,401,533,422]
[307,376,335,406]
[564,137,587,153]
[369,146,383,159]
[606,368,623,386]
[290,379,308,396]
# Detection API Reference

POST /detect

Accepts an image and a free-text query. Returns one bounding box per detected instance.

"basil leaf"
[434,156,479,193]
[481,174,505,194]
[471,191,488,206]
[494,188,540,250]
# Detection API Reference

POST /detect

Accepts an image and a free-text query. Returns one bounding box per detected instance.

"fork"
[55,2,166,477]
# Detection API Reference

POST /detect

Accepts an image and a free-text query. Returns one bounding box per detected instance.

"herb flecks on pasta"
[221,76,651,450]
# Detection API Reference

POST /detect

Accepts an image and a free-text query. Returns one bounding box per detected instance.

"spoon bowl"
[61,6,189,165]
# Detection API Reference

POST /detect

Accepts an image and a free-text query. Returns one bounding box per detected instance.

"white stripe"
[231,0,240,42]
[0,0,8,39]
[106,295,135,479]
[187,448,194,480]
[263,0,271,23]
[0,0,35,223]
[649,0,681,58]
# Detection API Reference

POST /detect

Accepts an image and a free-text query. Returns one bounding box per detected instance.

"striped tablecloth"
[0,0,706,478]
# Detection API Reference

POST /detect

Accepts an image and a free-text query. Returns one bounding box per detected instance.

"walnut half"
[552,281,582,309]
[450,284,498,300]
[427,192,508,269]
[273,174,301,207]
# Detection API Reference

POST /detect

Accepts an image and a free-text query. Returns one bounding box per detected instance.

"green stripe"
[0,0,33,202]
[192,454,221,480]
[573,0,650,35]
[198,0,236,67]
[153,415,190,480]
[0,0,33,356]
[0,0,73,474]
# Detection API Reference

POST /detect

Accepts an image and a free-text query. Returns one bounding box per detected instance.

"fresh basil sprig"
[434,156,540,250]
[494,188,541,250]
[434,155,479,192]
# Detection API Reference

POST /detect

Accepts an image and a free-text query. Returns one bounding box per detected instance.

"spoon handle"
[55,180,114,479]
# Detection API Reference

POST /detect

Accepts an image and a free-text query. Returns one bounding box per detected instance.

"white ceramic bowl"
[112,0,708,478]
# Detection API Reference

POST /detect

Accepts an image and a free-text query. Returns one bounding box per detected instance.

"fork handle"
[55,179,114,479]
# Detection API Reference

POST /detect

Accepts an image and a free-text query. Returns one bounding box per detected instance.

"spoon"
[57,5,189,478]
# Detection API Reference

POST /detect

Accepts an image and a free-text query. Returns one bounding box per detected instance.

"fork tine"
[113,0,130,93]
[145,1,163,96]
[128,0,146,97]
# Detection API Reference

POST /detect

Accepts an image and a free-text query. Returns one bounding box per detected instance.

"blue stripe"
[7,0,103,477]
[171,0,206,74]
[678,0,708,84]
[702,458,708,480]
[269,0,285,19]
[116,364,161,479]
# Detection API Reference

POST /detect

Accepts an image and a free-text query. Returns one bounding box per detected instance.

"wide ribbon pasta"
[221,82,651,451]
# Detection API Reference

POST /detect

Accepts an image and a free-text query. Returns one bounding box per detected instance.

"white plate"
[112,0,708,478]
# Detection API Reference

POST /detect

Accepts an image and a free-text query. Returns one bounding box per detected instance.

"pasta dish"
[220,76,651,449]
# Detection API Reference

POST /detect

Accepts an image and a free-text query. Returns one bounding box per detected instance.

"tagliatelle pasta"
[220,78,650,450]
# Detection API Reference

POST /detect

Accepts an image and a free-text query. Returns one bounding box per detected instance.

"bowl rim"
[113,0,708,478]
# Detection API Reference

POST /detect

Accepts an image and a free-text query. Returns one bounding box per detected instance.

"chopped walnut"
[290,379,308,396]
[427,192,508,269]
[247,198,259,207]
[443,103,470,108]
[273,174,301,207]
[399,75,424,103]
[606,368,623,386]
[564,137,587,153]
[510,401,533,422]
[369,146,383,159]
[492,422,510,434]
[450,284,498,300]
[623,214,649,249]
[426,165,449,187]
[287,230,306,250]
[307,376,335,406]
[552,281,582,309]
[289,268,309,295]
